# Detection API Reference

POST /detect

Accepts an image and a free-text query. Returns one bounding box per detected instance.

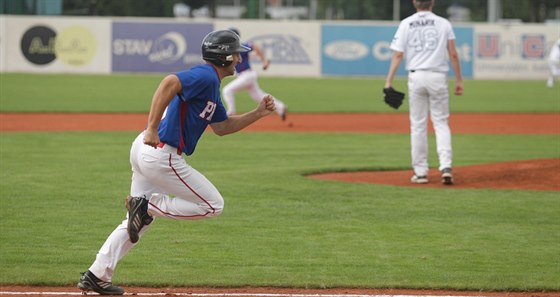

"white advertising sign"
[0,16,6,72]
[215,20,321,77]
[3,16,111,73]
[474,23,559,79]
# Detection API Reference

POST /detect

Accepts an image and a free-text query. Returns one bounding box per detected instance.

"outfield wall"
[0,15,558,79]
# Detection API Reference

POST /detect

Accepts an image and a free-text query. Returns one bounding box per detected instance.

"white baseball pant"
[88,132,224,282]
[407,70,453,177]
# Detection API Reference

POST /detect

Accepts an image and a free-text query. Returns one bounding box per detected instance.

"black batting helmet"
[229,28,240,37]
[202,29,250,67]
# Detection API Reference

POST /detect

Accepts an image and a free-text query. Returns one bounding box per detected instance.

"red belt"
[156,142,182,155]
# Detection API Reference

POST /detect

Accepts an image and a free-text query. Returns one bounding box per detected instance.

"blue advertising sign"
[112,22,213,73]
[321,24,473,78]
[453,26,473,78]
[322,24,401,76]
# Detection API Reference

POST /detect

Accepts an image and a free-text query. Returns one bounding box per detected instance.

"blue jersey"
[235,42,253,73]
[158,64,228,156]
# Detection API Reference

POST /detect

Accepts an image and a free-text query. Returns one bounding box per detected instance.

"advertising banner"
[474,23,559,79]
[0,16,555,80]
[0,16,6,72]
[454,26,474,78]
[112,21,213,73]
[2,16,111,73]
[214,20,321,77]
[322,24,401,76]
[321,23,473,78]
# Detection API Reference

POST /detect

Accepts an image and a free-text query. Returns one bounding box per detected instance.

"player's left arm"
[448,39,464,96]
[210,94,275,136]
[253,44,270,70]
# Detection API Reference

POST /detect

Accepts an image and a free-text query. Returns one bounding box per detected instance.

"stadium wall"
[0,15,558,79]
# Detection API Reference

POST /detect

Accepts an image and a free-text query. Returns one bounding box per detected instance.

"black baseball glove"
[383,87,405,110]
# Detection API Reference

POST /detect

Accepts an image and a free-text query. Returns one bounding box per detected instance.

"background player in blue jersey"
[222,28,288,121]
[78,30,276,295]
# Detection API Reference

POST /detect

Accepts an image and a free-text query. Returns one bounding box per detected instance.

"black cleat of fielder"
[77,270,124,295]
[441,168,454,185]
[125,196,153,243]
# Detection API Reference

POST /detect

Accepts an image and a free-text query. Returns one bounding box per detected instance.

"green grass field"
[0,73,559,291]
[1,73,559,113]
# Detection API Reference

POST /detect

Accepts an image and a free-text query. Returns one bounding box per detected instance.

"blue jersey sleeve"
[211,98,228,123]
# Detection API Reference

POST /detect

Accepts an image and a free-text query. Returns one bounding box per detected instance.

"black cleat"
[77,270,124,295]
[441,168,454,185]
[125,196,153,243]
[410,175,428,184]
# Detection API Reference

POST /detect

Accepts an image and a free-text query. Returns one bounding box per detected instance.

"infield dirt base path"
[1,112,559,134]
[1,112,559,296]
[1,112,559,192]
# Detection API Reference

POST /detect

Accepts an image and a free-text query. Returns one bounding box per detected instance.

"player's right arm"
[253,44,270,70]
[384,51,404,89]
[143,74,182,148]
[385,22,406,88]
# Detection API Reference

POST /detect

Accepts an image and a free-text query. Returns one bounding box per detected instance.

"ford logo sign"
[324,40,368,61]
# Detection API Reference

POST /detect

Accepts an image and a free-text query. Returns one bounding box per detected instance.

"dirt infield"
[1,112,559,134]
[1,112,558,192]
[1,112,559,296]
[309,158,560,191]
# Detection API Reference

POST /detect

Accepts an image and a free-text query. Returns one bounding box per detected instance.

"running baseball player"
[77,29,276,295]
[547,38,560,87]
[222,28,288,121]
[384,0,464,185]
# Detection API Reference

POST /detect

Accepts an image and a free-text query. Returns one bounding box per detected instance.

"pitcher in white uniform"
[384,0,464,185]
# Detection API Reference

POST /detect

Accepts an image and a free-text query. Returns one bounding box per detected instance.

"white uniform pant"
[408,71,452,176]
[548,60,560,86]
[548,43,560,86]
[222,69,286,116]
[549,61,560,77]
[88,132,224,282]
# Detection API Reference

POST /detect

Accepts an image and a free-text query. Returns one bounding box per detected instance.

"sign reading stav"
[112,22,213,73]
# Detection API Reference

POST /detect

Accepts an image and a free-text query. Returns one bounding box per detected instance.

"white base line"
[0,292,483,297]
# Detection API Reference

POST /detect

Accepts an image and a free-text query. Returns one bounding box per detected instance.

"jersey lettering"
[409,28,439,52]
[409,19,435,28]
[199,101,217,121]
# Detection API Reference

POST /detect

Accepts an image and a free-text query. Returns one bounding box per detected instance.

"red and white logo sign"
[521,34,544,59]
[477,34,499,59]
